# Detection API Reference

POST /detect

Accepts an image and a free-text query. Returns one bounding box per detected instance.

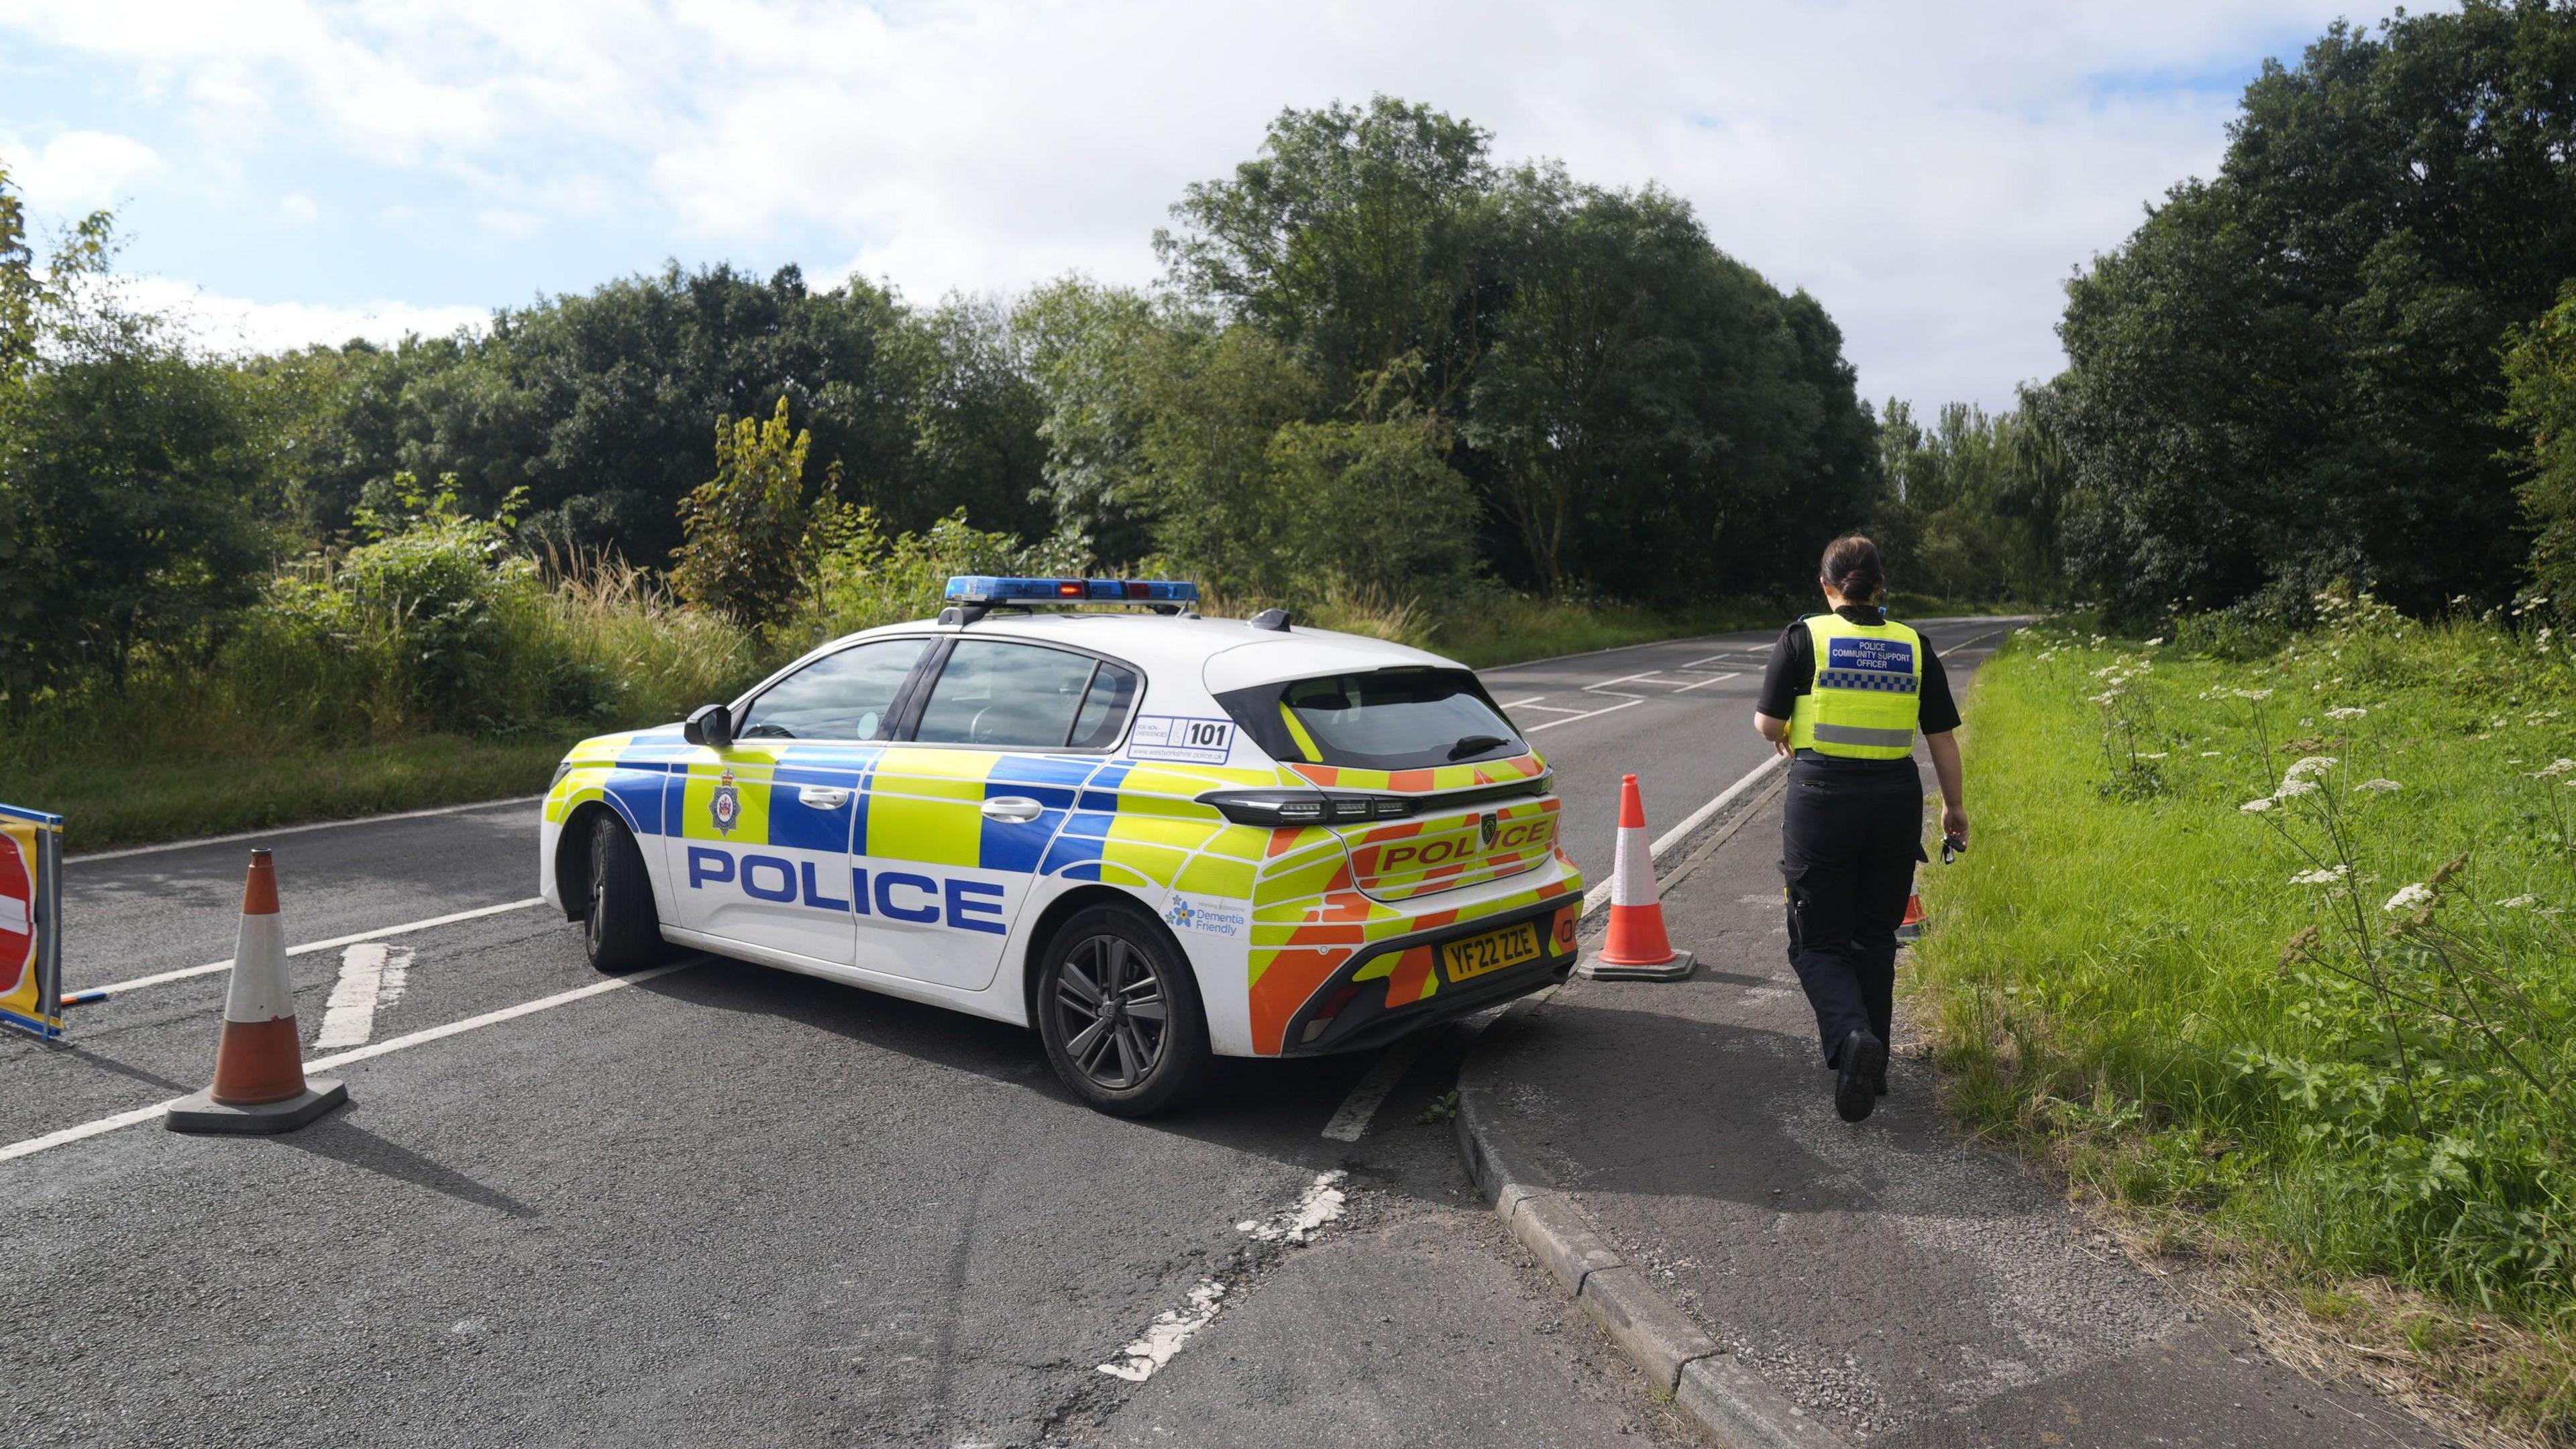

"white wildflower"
[2325,706,2368,720]
[2241,797,2277,813]
[2291,865,2350,885]
[2284,756,2339,780]
[2143,637,2165,648]
[2383,883,2435,914]
[2275,778,2320,798]
[2496,895,2540,910]
[2353,779,2401,793]
[2533,759,2576,779]
[2235,688,2273,701]
[2201,750,2222,757]
[2090,690,2121,705]
[2138,751,2169,760]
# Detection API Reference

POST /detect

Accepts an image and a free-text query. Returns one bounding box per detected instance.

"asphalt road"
[1,614,2023,1448]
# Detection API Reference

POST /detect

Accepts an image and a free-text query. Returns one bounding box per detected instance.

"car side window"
[912,640,1136,749]
[737,639,926,741]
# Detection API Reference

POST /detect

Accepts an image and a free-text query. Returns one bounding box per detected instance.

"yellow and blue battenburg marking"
[543,724,1578,1056]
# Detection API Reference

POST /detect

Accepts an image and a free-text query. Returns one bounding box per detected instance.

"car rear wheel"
[583,812,663,974]
[1035,904,1211,1117]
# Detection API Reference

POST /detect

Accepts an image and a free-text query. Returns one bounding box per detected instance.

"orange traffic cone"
[1578,774,1695,982]
[1895,894,1927,943]
[166,849,347,1134]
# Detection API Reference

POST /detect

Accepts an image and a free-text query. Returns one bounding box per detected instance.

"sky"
[0,0,2394,411]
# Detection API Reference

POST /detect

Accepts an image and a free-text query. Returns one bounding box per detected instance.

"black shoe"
[1872,1068,1889,1097]
[1835,1030,1886,1123]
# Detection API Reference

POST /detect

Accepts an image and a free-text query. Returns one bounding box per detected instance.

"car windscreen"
[1216,667,1525,771]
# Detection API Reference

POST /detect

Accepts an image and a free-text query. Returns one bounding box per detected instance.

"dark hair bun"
[1819,534,1885,599]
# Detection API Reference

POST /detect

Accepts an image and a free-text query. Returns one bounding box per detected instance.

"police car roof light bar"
[942,576,1201,607]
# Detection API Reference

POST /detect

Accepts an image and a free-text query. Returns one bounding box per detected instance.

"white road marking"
[311,943,413,1051]
[68,796,545,862]
[1097,1171,1349,1382]
[1522,698,1644,732]
[0,957,703,1164]
[1680,647,1769,667]
[74,898,545,1000]
[1580,753,1786,915]
[1319,1034,1432,1141]
[1670,670,1741,693]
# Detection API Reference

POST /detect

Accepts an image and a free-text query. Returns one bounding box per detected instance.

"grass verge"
[25,735,578,853]
[1913,602,2576,1444]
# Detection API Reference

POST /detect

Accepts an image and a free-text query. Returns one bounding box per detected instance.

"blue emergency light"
[943,576,1201,606]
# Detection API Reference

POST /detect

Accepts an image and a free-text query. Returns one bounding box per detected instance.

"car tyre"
[1035,904,1212,1117]
[584,812,663,974]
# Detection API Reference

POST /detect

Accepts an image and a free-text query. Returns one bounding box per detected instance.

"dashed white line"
[0,957,704,1165]
[70,898,545,1002]
[1096,1171,1350,1381]
[1319,1034,1432,1141]
[312,943,413,1051]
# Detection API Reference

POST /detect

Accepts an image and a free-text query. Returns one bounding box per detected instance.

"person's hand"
[1940,804,1968,845]
[1770,734,1792,758]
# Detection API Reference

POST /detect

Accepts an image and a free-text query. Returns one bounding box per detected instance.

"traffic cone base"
[165,1077,347,1135]
[166,847,347,1136]
[1895,893,1927,943]
[1578,773,1696,983]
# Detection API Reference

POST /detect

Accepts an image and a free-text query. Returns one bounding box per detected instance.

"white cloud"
[0,0,2407,404]
[1,127,166,215]
[121,274,486,353]
[279,191,320,223]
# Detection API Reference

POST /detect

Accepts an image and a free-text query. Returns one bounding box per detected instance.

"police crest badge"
[1479,812,1499,849]
[710,769,741,836]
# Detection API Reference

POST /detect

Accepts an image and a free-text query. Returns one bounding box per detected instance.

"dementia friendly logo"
[1163,893,1248,939]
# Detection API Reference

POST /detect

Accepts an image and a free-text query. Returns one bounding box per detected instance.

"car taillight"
[1198,790,1414,826]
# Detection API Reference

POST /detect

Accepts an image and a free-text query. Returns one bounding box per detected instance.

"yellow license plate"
[1441,921,1544,983]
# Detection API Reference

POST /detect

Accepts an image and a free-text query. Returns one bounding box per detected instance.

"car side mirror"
[684,703,733,749]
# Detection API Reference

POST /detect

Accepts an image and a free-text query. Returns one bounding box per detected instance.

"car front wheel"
[1035,905,1211,1117]
[583,812,663,974]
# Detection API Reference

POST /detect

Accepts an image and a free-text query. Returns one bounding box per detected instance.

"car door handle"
[981,796,1044,823]
[796,786,851,810]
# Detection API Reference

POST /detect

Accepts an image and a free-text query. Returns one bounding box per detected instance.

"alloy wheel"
[1053,934,1169,1091]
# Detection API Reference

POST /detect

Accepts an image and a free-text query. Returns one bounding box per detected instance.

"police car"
[539,578,1585,1115]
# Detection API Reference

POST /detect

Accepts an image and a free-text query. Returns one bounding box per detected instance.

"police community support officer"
[1751,535,1967,1123]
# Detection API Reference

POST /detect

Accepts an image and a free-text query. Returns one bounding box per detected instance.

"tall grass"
[1916,598,2576,1440]
[0,539,759,851]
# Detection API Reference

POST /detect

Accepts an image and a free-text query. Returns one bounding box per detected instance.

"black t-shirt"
[1757,606,1960,770]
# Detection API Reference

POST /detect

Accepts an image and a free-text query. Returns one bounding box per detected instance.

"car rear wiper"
[1446,733,1509,761]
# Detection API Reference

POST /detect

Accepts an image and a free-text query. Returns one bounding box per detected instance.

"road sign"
[0,804,63,1039]
[0,830,29,991]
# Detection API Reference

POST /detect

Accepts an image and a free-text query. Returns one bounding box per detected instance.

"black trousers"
[1780,759,1925,1067]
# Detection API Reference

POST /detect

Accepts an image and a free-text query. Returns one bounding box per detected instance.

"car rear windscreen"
[1217,667,1525,771]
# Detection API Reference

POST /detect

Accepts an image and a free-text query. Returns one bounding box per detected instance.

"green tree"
[1160,97,1493,402]
[0,159,113,382]
[2502,280,2576,601]
[672,397,816,635]
[0,164,270,703]
[2053,2,2576,621]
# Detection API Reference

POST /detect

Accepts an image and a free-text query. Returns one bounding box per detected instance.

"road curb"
[1454,1038,1849,1449]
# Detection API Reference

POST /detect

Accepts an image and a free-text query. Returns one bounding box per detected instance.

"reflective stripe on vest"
[1788,614,1923,761]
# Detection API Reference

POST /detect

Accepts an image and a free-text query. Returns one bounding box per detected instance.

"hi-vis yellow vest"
[1788,613,1923,760]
